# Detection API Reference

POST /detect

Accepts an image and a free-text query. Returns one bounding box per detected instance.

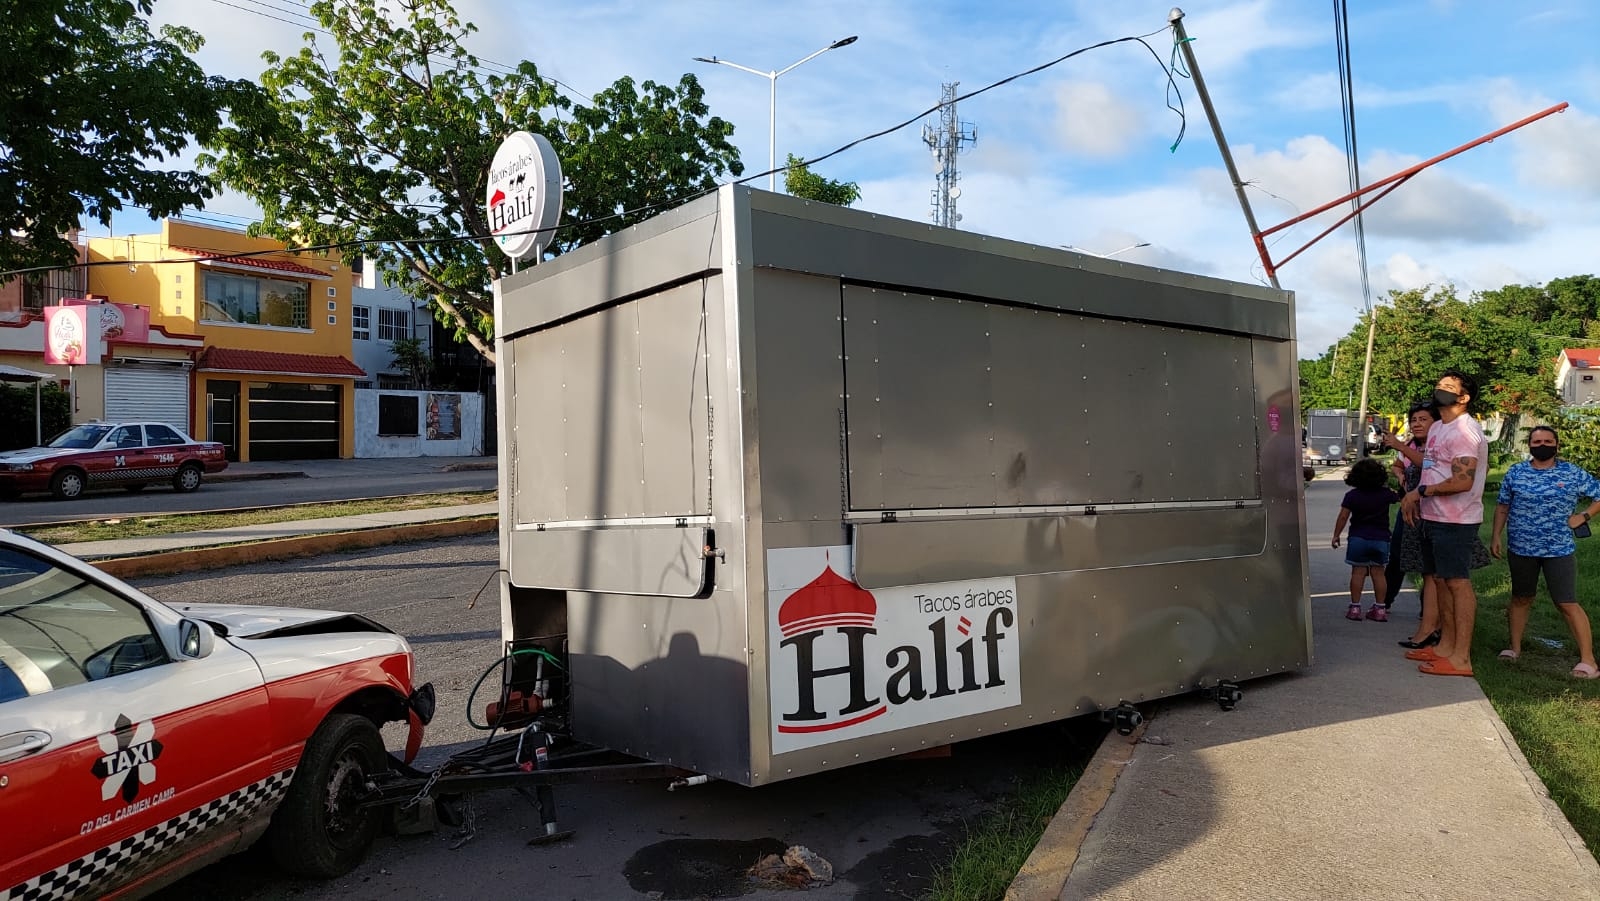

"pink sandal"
[1573,662,1599,680]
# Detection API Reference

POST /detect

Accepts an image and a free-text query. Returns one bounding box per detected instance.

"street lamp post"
[694,36,858,192]
[1060,242,1150,259]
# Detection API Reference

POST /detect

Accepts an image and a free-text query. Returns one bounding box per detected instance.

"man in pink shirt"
[1399,371,1488,677]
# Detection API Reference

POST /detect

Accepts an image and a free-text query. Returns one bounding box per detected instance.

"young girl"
[1332,457,1404,621]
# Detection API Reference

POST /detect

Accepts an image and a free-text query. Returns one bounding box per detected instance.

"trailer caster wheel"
[1212,682,1243,712]
[1101,703,1143,736]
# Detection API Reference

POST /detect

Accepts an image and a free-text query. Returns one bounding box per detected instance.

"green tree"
[202,0,742,362]
[389,336,432,390]
[0,383,71,453]
[0,0,245,274]
[1298,281,1567,423]
[783,154,861,206]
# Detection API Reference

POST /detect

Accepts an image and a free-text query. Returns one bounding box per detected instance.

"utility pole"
[1356,307,1378,456]
[923,83,976,228]
[1169,8,1277,290]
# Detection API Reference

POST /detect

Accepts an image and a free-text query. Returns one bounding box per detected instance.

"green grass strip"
[17,491,495,544]
[926,765,1085,901]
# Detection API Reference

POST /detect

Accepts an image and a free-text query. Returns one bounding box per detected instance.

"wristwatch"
[1417,484,1428,498]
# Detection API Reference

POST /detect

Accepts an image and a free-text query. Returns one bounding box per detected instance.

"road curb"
[92,516,496,579]
[439,461,497,472]
[1006,714,1150,901]
[207,471,309,483]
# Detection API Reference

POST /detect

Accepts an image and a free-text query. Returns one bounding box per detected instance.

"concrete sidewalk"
[1025,516,1600,900]
[57,502,496,560]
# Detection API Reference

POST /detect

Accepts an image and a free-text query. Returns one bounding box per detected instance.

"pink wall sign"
[1267,405,1282,433]
[43,306,88,365]
[65,298,150,343]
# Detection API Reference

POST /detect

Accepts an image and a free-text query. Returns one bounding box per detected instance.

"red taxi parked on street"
[0,422,228,501]
[0,530,434,899]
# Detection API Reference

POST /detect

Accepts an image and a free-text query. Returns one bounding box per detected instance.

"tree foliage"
[202,0,743,361]
[1298,277,1600,422]
[0,0,244,275]
[0,383,71,452]
[783,154,861,206]
[389,336,432,390]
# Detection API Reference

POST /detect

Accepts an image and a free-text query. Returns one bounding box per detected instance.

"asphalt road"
[0,470,496,525]
[135,535,1104,901]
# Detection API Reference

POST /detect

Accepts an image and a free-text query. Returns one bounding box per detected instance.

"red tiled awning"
[198,347,367,379]
[172,246,333,280]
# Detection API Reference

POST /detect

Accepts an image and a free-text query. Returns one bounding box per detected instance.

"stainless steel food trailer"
[1306,408,1357,465]
[490,185,1311,788]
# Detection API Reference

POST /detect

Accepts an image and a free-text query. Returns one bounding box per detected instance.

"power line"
[203,0,592,103]
[3,22,1184,280]
[1333,0,1372,313]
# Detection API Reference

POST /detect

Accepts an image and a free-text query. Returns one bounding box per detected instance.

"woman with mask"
[1378,403,1442,647]
[1489,425,1600,678]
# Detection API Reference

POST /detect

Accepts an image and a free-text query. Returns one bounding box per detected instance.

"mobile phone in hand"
[1575,521,1592,539]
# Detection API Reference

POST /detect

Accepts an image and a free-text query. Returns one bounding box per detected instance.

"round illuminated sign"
[485,131,564,263]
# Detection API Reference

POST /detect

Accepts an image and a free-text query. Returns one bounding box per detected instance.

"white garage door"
[105,366,190,431]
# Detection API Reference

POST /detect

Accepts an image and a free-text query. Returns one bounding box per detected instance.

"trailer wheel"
[268,714,387,878]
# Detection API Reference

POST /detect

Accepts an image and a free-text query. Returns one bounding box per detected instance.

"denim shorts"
[1345,535,1390,567]
[1421,520,1478,580]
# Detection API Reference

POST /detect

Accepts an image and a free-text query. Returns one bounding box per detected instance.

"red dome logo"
[778,563,877,637]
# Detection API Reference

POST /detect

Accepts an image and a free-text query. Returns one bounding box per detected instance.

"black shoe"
[1398,630,1441,649]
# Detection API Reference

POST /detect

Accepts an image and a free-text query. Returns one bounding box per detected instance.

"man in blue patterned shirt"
[1489,425,1600,678]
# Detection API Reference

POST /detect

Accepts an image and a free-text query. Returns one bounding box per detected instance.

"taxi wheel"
[173,463,203,493]
[50,468,85,500]
[268,714,387,878]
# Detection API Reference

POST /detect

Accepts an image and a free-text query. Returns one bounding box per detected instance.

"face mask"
[1433,388,1460,407]
[1530,445,1558,462]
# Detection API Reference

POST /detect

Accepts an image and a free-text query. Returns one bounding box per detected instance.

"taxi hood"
[0,447,80,465]
[170,603,396,639]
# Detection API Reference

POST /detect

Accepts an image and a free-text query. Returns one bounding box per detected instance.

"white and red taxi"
[0,422,228,501]
[0,529,433,899]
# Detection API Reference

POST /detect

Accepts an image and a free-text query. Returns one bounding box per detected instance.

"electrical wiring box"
[491,185,1310,786]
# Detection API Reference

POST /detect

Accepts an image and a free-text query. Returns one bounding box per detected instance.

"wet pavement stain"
[624,837,789,899]
[844,830,959,901]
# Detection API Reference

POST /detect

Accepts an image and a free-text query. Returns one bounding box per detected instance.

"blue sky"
[132,0,1600,357]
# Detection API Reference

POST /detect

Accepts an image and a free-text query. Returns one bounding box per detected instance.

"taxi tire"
[268,714,387,878]
[50,468,85,500]
[173,463,203,493]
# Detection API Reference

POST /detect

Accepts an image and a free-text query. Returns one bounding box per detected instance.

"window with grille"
[378,308,410,341]
[352,305,370,341]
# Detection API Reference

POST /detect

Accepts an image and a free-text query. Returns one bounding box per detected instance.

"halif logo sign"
[486,131,563,263]
[767,546,1021,754]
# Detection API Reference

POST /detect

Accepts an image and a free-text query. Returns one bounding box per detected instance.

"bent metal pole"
[1168,7,1279,290]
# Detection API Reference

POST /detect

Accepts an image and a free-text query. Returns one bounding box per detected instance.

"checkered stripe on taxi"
[7,769,294,901]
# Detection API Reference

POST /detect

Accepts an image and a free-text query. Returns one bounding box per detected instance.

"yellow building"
[88,221,365,461]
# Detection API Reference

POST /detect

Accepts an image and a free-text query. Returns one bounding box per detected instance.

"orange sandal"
[1419,658,1474,677]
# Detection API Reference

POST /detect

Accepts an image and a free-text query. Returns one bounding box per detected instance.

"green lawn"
[1468,480,1600,858]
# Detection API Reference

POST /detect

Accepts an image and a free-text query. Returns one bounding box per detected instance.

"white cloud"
[1484,80,1600,195]
[1053,81,1145,158]
[1193,135,1540,245]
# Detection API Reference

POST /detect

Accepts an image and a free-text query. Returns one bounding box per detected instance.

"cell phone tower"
[923,82,976,229]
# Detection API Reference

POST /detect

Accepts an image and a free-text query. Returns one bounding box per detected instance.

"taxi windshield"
[47,424,113,449]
